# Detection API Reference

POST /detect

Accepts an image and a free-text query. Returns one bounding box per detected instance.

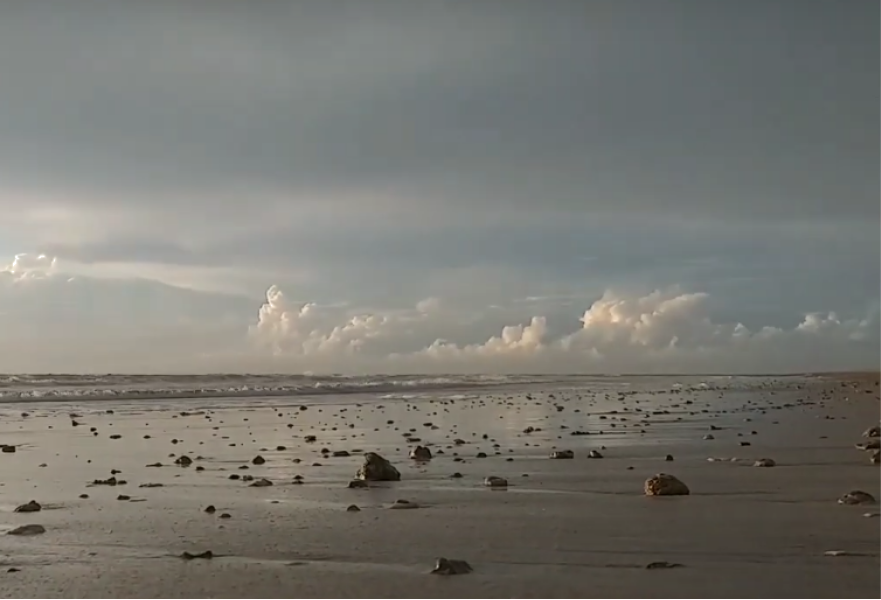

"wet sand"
[0,376,878,598]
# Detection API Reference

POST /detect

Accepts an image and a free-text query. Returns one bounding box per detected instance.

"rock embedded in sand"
[753,458,776,467]
[14,500,41,513]
[174,455,193,467]
[646,561,684,569]
[431,558,473,575]
[2,445,16,453]
[180,550,213,560]
[346,504,360,512]
[855,439,881,451]
[348,479,368,489]
[549,450,574,459]
[870,450,880,465]
[587,450,604,459]
[644,473,690,496]
[252,455,266,465]
[484,476,508,488]
[862,425,880,438]
[249,478,273,487]
[355,452,401,482]
[409,446,432,460]
[838,490,876,505]
[205,505,216,514]
[389,499,419,509]
[7,524,45,536]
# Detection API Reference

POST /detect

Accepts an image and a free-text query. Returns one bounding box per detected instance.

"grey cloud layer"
[1,1,876,226]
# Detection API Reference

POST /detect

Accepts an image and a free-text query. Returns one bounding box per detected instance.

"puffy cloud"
[0,250,876,374]
[3,253,57,278]
[252,284,879,374]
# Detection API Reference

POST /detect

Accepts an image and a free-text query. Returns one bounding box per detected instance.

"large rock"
[644,473,690,496]
[356,452,401,482]
[7,524,45,536]
[838,490,876,505]
[14,500,42,513]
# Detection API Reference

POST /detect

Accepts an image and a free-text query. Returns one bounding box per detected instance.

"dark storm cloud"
[0,0,876,226]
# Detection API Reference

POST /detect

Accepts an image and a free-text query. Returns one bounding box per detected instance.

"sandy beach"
[0,375,877,598]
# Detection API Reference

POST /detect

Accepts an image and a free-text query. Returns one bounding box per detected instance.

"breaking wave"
[0,373,569,402]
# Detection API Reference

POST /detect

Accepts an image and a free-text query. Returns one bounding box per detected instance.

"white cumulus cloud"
[251,283,879,374]
[0,252,876,374]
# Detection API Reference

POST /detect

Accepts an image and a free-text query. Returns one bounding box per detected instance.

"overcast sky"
[0,0,877,374]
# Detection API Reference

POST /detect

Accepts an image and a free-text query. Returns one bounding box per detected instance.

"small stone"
[409,446,432,460]
[824,550,868,557]
[249,478,273,487]
[484,476,508,488]
[204,505,216,514]
[2,445,16,453]
[389,499,419,509]
[348,479,368,489]
[219,513,231,519]
[174,455,193,467]
[252,455,266,465]
[646,561,684,569]
[549,450,574,459]
[14,500,41,513]
[856,439,881,451]
[753,458,776,467]
[117,494,131,501]
[346,505,361,512]
[587,450,603,459]
[431,557,473,575]
[862,425,880,438]
[664,455,674,462]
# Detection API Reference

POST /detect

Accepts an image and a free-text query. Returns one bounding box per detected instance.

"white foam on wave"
[0,373,560,403]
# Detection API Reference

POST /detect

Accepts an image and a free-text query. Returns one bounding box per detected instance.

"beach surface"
[0,374,878,598]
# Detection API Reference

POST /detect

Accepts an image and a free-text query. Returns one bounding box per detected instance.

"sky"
[0,0,877,374]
